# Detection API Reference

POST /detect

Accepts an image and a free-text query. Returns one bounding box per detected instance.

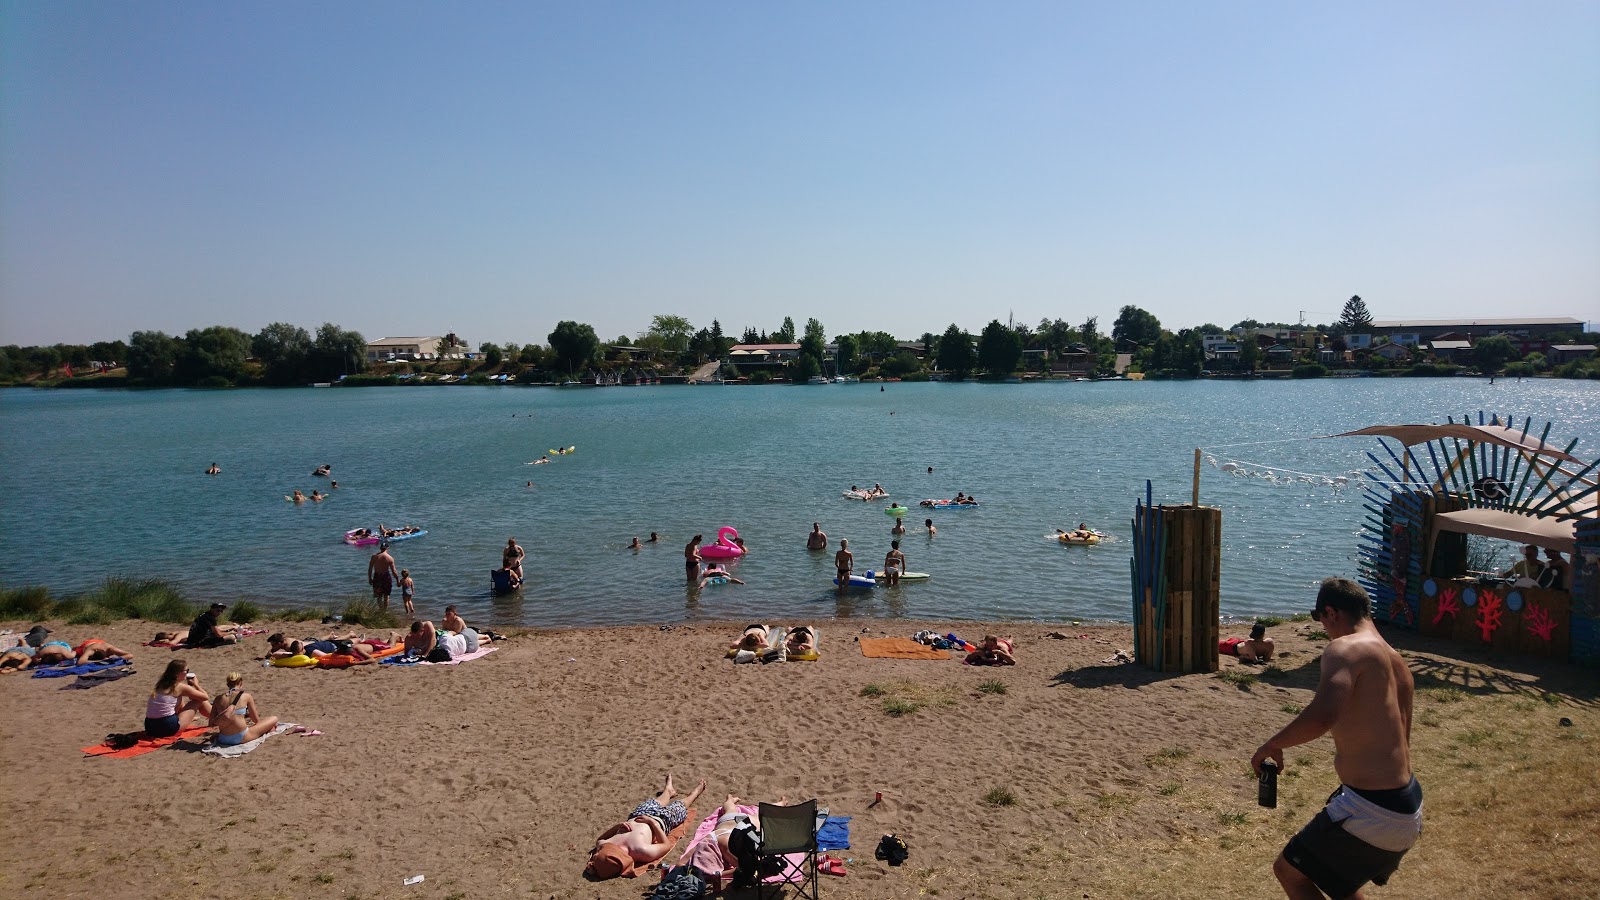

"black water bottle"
[1258,760,1279,809]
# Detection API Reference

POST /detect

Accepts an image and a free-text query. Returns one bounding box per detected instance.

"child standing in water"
[399,569,415,616]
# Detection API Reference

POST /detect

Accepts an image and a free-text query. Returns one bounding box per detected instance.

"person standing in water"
[685,535,703,583]
[924,518,937,536]
[834,539,853,591]
[807,523,828,550]
[883,540,906,585]
[369,542,399,610]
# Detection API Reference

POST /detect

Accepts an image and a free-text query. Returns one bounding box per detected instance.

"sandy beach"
[1,615,1595,900]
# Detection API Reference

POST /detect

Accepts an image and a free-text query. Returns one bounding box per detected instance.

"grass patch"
[228,601,263,624]
[1218,811,1248,827]
[1306,629,1329,641]
[1158,783,1181,796]
[1456,728,1496,748]
[276,606,332,623]
[338,597,400,628]
[976,679,1008,695]
[1095,792,1136,811]
[0,584,55,619]
[312,872,334,885]
[1217,670,1258,688]
[1259,665,1289,680]
[1420,685,1469,704]
[1281,703,1304,715]
[883,697,922,717]
[864,680,961,717]
[1254,616,1284,627]
[1144,747,1192,767]
[983,786,1017,807]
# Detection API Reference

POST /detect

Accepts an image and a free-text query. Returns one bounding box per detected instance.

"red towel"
[83,726,212,758]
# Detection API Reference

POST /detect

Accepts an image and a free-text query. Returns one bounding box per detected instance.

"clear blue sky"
[3,1,1596,348]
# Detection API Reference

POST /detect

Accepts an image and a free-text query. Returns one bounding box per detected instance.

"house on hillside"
[366,336,443,362]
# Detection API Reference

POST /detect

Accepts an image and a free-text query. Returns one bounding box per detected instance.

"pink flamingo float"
[699,526,746,560]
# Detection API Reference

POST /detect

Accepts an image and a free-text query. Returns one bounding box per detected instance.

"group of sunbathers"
[0,625,134,673]
[727,623,815,659]
[847,483,888,500]
[584,773,803,885]
[264,606,497,664]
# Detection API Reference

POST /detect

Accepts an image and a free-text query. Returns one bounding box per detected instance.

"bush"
[976,679,1008,695]
[81,577,196,623]
[983,786,1017,807]
[0,584,55,619]
[228,601,263,624]
[1291,363,1327,378]
[339,597,400,628]
[1405,363,1458,377]
[339,374,398,387]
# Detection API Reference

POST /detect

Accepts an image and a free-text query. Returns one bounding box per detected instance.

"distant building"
[1370,318,1584,342]
[1345,334,1373,350]
[1372,343,1413,362]
[1548,344,1597,365]
[367,336,443,362]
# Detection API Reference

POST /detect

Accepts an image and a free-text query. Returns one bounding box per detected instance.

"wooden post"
[1192,449,1201,506]
[1132,499,1222,674]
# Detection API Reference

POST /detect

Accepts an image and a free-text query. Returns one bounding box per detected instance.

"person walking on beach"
[685,535,703,583]
[883,539,906,585]
[369,542,399,610]
[1251,577,1421,900]
[807,523,828,551]
[834,539,853,591]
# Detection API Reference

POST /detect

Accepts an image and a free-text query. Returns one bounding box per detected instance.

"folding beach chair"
[755,799,820,900]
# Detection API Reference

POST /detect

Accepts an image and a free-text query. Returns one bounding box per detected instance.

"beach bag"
[876,833,909,866]
[105,732,140,751]
[425,645,452,663]
[650,865,707,899]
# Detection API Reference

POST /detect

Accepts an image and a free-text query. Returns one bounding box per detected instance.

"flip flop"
[820,856,847,876]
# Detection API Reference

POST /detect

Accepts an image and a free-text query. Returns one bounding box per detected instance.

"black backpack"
[876,833,909,866]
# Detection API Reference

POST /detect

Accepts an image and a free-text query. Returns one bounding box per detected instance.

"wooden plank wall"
[1133,504,1221,674]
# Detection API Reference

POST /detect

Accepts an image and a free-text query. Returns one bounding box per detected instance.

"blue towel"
[31,657,131,678]
[380,653,424,666]
[817,815,851,851]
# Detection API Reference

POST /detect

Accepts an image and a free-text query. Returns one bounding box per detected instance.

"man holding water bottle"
[1251,577,1421,900]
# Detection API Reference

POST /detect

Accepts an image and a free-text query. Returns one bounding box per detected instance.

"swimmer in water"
[206,463,220,475]
[629,537,642,551]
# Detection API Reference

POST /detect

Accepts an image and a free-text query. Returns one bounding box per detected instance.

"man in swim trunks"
[925,518,936,536]
[883,539,906,585]
[807,523,828,551]
[585,775,707,880]
[369,543,398,609]
[1221,624,1275,663]
[685,535,703,583]
[834,539,853,591]
[891,517,906,537]
[1252,577,1421,900]
[403,620,438,656]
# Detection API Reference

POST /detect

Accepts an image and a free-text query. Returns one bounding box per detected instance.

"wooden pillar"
[1132,498,1222,674]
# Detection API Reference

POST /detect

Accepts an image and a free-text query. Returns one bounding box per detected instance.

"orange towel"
[859,637,951,660]
[83,726,212,758]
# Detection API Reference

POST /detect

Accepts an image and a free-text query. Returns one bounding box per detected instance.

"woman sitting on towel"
[728,624,769,652]
[784,626,816,657]
[208,672,280,747]
[144,659,212,738]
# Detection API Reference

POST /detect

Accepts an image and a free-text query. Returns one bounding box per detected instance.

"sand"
[1,616,1595,899]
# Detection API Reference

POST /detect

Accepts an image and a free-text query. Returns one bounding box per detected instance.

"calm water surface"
[1,379,1594,627]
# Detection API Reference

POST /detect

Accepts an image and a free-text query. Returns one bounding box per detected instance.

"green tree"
[790,351,822,383]
[311,323,366,381]
[835,334,858,375]
[774,317,797,343]
[518,343,545,365]
[89,340,128,366]
[977,319,1023,375]
[1112,306,1162,346]
[253,322,313,385]
[648,315,694,353]
[855,331,900,357]
[880,351,920,378]
[177,326,252,384]
[936,324,976,378]
[740,326,761,344]
[1338,295,1374,332]
[710,320,729,357]
[548,321,600,374]
[480,342,503,368]
[1472,335,1515,373]
[1239,336,1262,373]
[1080,316,1101,350]
[127,330,182,383]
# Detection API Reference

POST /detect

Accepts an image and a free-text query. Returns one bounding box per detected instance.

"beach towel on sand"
[63,667,137,689]
[858,638,950,660]
[783,626,821,661]
[380,646,498,666]
[32,657,133,678]
[201,722,296,757]
[817,815,851,851]
[83,726,211,758]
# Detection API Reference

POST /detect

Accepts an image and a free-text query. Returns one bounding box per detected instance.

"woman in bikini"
[208,672,280,747]
[784,626,816,656]
[144,659,211,738]
[728,624,770,652]
[74,638,133,665]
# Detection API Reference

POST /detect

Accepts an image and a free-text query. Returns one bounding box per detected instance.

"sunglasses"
[1310,607,1323,621]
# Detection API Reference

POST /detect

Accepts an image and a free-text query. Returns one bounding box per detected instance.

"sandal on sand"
[820,856,846,876]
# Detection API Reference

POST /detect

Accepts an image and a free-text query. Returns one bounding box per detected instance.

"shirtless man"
[834,539,853,590]
[206,463,220,475]
[806,523,828,551]
[403,620,438,656]
[1222,623,1276,663]
[628,537,641,551]
[891,517,906,536]
[685,535,703,583]
[646,532,660,544]
[585,775,708,880]
[1252,577,1421,900]
[883,539,906,585]
[503,538,525,581]
[924,518,936,536]
[441,604,489,651]
[368,543,399,610]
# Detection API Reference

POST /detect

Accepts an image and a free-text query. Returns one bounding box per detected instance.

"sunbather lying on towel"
[585,774,707,880]
[677,794,794,881]
[728,624,770,653]
[784,626,817,657]
[19,640,77,670]
[74,639,133,665]
[0,644,36,673]
[964,635,1016,666]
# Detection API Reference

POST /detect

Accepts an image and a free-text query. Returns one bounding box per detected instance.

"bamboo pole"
[1192,449,1201,506]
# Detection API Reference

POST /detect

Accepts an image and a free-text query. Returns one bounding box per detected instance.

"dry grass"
[1004,648,1600,899]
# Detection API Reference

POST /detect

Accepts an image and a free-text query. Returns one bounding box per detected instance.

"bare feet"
[663,773,676,799]
[683,778,707,807]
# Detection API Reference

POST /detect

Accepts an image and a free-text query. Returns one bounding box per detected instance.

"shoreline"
[3,614,1596,898]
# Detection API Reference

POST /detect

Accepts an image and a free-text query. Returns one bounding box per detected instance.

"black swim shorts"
[1282,808,1409,899]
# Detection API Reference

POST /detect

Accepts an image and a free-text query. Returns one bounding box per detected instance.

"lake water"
[1,379,1594,628]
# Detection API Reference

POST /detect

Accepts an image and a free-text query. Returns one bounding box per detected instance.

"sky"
[2,1,1597,348]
